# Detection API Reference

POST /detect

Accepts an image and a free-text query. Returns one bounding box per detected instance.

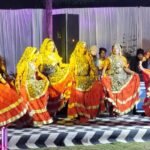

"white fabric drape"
[0,7,150,73]
[0,9,44,73]
[53,7,150,56]
[140,7,150,50]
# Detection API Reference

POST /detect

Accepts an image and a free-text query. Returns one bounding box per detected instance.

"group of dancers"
[0,38,149,127]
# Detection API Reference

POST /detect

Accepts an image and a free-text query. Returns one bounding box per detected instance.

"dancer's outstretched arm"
[139,61,150,76]
[124,67,135,75]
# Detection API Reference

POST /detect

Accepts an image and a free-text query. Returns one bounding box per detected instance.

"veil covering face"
[16,47,37,72]
[68,41,105,122]
[70,41,87,56]
[40,38,58,54]
[38,38,73,114]
[16,46,53,127]
[113,43,122,55]
[90,45,98,56]
[101,43,140,115]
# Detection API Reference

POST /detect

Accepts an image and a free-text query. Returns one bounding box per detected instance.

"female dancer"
[102,44,140,116]
[0,56,27,127]
[16,47,52,126]
[38,38,72,114]
[139,61,150,116]
[68,41,104,123]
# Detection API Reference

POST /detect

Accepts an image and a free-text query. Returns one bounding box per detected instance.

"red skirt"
[47,73,73,114]
[20,86,52,127]
[68,80,104,121]
[142,69,150,88]
[143,97,150,116]
[0,83,27,127]
[101,73,140,115]
[141,69,150,116]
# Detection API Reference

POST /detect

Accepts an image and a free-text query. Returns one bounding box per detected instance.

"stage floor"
[2,115,150,150]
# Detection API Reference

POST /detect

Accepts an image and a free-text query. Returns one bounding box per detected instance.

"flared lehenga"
[47,66,72,113]
[0,83,27,127]
[67,44,105,123]
[140,68,150,116]
[25,62,53,126]
[101,55,140,115]
[102,74,140,114]
[68,79,104,121]
[38,49,72,114]
[18,61,53,127]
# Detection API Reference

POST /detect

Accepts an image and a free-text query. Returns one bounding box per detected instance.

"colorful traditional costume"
[139,62,150,116]
[68,41,104,123]
[16,47,52,126]
[0,57,27,127]
[38,38,72,114]
[101,44,140,115]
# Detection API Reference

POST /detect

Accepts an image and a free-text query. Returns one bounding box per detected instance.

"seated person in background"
[98,47,107,77]
[130,48,148,80]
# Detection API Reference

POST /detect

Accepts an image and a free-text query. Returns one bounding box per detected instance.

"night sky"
[0,0,150,9]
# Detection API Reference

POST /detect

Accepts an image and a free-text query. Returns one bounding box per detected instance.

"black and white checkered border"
[1,115,150,150]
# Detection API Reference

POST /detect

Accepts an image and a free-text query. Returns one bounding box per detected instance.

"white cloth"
[53,7,150,56]
[0,9,45,73]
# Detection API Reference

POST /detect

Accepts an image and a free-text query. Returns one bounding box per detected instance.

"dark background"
[53,14,79,63]
[1,0,150,9]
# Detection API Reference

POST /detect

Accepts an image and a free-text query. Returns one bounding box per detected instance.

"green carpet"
[34,142,150,150]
